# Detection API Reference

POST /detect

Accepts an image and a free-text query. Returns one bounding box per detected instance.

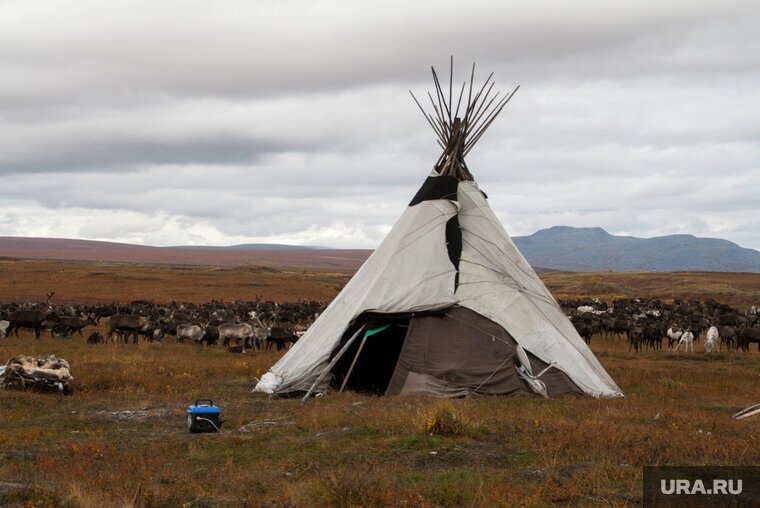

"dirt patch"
[93,407,171,423]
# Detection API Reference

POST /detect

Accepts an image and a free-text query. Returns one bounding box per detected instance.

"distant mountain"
[512,226,760,272]
[3,228,760,273]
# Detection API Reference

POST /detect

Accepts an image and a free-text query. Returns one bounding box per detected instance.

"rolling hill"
[512,226,760,272]
[0,237,369,271]
[3,227,760,272]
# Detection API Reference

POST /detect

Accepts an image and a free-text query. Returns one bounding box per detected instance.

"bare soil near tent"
[1,261,760,506]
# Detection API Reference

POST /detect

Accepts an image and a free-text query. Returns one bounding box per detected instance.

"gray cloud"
[1,0,759,250]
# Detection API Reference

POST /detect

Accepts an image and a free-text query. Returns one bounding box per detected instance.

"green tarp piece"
[364,323,393,338]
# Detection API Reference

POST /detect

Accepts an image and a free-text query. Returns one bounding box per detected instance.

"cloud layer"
[1,0,759,249]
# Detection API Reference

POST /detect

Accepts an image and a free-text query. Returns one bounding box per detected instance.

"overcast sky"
[1,0,758,250]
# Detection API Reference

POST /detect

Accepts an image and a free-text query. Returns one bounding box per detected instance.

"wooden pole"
[302,324,367,401]
[448,56,453,125]
[453,81,466,120]
[410,91,445,144]
[338,332,370,394]
[464,93,508,151]
[467,84,498,137]
[409,62,516,173]
[427,92,448,134]
[463,72,494,139]
[431,67,451,124]
[464,86,519,155]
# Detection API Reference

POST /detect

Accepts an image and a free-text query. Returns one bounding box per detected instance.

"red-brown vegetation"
[1,260,759,506]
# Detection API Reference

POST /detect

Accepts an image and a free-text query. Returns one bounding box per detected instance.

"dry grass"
[1,261,760,506]
[0,259,350,303]
[542,270,760,308]
[2,258,760,306]
[2,329,759,506]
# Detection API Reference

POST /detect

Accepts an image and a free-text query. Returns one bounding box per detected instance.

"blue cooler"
[187,399,223,433]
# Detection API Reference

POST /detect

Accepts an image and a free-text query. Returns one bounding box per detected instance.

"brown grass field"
[2,259,760,506]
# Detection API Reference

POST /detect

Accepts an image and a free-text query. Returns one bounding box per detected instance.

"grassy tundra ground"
[1,260,760,506]
[0,259,351,304]
[2,258,760,307]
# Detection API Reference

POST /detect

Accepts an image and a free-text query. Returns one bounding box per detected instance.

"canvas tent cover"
[255,175,623,398]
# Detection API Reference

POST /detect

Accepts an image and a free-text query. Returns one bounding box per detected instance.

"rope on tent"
[395,215,455,255]
[468,352,515,396]
[456,257,558,308]
[455,260,559,309]
[454,293,564,356]
[459,231,561,311]
[502,277,615,397]
[444,311,516,349]
[454,198,566,313]
[413,270,457,287]
[444,310,561,398]
[459,231,532,280]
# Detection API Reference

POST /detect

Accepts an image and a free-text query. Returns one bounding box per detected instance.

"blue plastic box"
[187,399,222,433]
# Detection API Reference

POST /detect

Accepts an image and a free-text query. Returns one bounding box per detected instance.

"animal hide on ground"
[0,355,73,394]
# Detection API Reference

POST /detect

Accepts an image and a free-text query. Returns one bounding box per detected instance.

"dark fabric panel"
[408,175,460,206]
[446,215,462,289]
[386,306,582,397]
[445,215,462,273]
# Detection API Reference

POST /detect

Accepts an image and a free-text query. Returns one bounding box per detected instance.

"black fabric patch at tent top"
[445,216,462,270]
[407,174,462,287]
[446,215,462,288]
[408,175,460,206]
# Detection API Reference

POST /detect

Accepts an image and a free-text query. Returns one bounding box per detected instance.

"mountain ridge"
[2,228,759,272]
[512,226,760,272]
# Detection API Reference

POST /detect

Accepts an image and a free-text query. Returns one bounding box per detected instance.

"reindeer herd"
[564,297,760,353]
[0,298,324,352]
[2,295,759,356]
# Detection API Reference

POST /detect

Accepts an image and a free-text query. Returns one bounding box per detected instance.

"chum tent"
[255,61,623,399]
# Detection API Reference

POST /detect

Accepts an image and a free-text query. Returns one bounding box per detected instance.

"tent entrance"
[331,321,409,394]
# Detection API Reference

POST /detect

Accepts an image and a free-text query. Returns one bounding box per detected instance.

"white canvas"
[255,175,623,398]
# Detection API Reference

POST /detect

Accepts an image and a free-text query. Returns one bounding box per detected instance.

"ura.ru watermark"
[643,466,760,507]
[660,478,742,496]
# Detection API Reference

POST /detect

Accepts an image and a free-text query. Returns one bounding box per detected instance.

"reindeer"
[739,327,760,352]
[176,324,204,343]
[219,323,256,350]
[87,332,105,344]
[7,310,49,339]
[51,316,97,338]
[107,314,150,344]
[666,327,683,350]
[704,326,719,353]
[7,291,57,339]
[266,326,300,351]
[718,326,738,351]
[247,311,272,351]
[673,330,695,352]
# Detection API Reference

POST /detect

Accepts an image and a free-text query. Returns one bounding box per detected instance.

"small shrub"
[423,402,468,437]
